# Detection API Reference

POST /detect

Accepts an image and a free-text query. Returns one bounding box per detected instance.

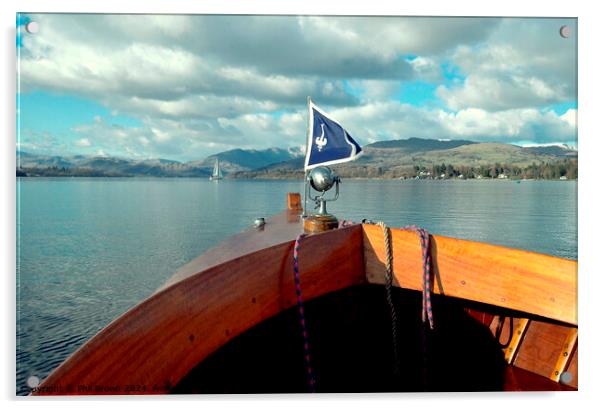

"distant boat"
[209,158,223,181]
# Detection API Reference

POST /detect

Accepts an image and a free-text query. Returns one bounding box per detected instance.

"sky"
[17,14,577,162]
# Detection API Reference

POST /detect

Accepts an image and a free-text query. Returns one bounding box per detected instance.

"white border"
[304,99,364,170]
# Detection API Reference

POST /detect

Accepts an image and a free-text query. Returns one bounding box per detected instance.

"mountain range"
[232,138,577,179]
[17,147,304,177]
[17,138,576,178]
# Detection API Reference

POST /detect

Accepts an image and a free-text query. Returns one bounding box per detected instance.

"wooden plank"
[33,218,365,395]
[549,328,578,382]
[513,321,575,380]
[504,319,530,364]
[362,224,577,325]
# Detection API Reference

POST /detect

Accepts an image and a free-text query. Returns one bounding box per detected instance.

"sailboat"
[209,158,223,181]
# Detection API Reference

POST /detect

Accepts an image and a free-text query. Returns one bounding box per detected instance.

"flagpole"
[303,96,311,218]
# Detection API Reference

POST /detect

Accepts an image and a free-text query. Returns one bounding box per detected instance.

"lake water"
[16,177,577,395]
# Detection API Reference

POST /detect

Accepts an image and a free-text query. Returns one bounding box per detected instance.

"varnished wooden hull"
[32,196,577,395]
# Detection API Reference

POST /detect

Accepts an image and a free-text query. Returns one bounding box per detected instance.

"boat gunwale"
[363,223,577,326]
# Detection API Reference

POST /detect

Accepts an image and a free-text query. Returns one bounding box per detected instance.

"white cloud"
[408,57,442,82]
[437,108,575,142]
[19,15,500,109]
[328,102,577,144]
[437,73,568,111]
[151,127,171,142]
[75,138,91,147]
[561,108,577,128]
[18,14,577,159]
[436,18,576,111]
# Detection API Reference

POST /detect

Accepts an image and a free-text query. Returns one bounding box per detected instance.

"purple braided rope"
[403,225,434,330]
[293,233,316,392]
[338,219,355,228]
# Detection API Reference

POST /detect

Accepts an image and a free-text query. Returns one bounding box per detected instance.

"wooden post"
[287,192,302,210]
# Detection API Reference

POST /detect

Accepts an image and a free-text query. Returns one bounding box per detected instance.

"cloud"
[18,14,577,159]
[69,114,249,161]
[19,15,498,106]
[561,108,577,128]
[19,15,367,109]
[437,71,568,111]
[408,57,442,82]
[437,107,577,143]
[436,18,576,111]
[75,138,91,147]
[327,101,577,144]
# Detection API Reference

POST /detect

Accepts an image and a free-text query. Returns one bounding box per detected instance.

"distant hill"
[368,137,476,151]
[17,154,211,177]
[410,143,551,167]
[16,138,577,179]
[189,147,303,173]
[523,144,577,157]
[16,146,303,177]
[231,138,578,179]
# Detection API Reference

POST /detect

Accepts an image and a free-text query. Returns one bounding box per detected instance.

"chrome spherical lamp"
[303,166,341,233]
[309,166,337,193]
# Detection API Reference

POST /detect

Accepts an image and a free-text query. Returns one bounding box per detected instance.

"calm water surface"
[16,178,577,394]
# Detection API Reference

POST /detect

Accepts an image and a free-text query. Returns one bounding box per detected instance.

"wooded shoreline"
[17,157,577,180]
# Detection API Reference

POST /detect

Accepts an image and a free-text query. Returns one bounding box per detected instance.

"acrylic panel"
[16,14,577,395]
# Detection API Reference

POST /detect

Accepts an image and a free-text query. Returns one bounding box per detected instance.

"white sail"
[210,158,223,180]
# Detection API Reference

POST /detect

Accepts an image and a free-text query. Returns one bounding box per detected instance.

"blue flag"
[304,99,362,170]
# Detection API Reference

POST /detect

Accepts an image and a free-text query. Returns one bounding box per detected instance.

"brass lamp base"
[303,214,339,233]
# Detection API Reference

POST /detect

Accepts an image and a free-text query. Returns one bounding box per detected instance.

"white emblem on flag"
[315,123,327,152]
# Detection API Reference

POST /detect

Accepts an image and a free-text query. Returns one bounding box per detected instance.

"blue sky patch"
[19,91,142,134]
[18,91,143,155]
[441,62,466,83]
[546,101,577,115]
[342,80,363,99]
[397,81,439,107]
